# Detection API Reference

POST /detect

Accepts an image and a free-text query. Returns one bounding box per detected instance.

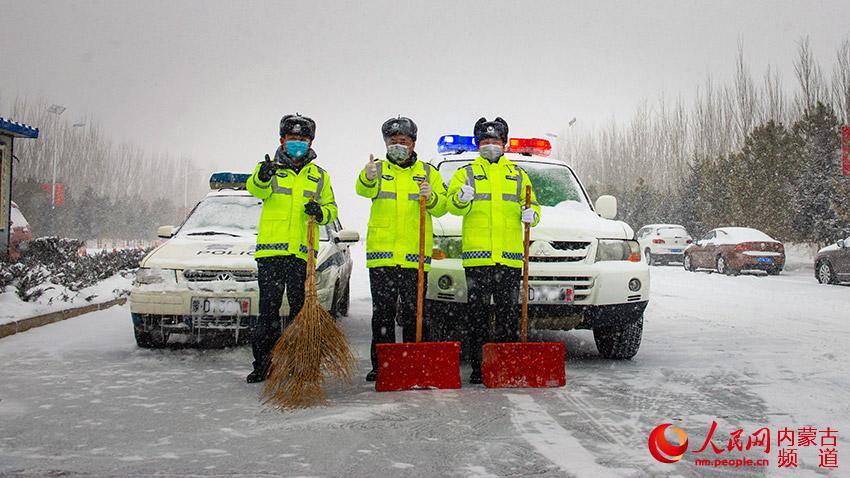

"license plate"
[528,286,573,303]
[191,297,250,316]
[670,248,683,253]
[757,257,773,263]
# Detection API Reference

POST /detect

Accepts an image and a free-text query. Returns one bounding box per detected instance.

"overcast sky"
[2,0,849,228]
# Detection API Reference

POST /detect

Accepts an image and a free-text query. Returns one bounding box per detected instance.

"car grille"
[183,269,257,282]
[530,241,591,263]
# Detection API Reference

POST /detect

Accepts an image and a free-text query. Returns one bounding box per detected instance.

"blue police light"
[437,135,478,155]
[210,172,251,190]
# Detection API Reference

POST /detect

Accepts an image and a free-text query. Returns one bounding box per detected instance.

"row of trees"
[566,39,850,245]
[1,94,205,239]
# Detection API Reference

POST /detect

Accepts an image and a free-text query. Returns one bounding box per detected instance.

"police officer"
[356,116,448,381]
[245,114,338,383]
[446,117,540,384]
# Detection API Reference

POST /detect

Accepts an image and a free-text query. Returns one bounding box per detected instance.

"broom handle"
[305,196,317,298]
[521,185,531,343]
[416,194,426,343]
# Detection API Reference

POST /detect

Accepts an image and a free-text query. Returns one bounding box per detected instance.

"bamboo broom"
[262,197,355,409]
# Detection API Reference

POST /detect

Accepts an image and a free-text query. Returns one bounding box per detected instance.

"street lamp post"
[47,104,66,210]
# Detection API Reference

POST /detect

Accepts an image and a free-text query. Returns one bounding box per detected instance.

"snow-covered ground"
[0,273,132,326]
[0,246,847,477]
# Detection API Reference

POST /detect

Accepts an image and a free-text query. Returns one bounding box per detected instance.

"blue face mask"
[285,140,309,158]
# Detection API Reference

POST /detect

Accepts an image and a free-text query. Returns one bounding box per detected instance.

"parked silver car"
[815,234,850,285]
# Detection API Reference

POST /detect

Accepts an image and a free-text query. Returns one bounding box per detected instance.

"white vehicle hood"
[433,202,632,241]
[141,236,258,270]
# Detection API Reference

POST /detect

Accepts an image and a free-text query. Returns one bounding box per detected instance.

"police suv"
[129,173,359,348]
[426,136,649,359]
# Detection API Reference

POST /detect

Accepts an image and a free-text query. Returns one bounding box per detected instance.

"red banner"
[40,183,65,206]
[843,126,850,176]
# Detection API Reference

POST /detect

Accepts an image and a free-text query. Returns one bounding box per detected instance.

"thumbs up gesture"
[365,154,378,181]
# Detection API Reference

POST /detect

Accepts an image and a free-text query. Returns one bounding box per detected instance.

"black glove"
[304,202,323,222]
[257,154,277,182]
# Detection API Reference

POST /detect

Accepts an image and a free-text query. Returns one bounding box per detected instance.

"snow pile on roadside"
[0,237,147,325]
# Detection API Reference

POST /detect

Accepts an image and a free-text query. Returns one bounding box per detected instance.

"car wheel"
[645,249,653,265]
[716,256,738,276]
[338,279,350,317]
[134,327,165,348]
[766,267,781,276]
[817,261,837,284]
[683,254,695,272]
[593,314,643,359]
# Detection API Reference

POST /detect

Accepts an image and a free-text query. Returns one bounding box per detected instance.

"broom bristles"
[261,209,356,409]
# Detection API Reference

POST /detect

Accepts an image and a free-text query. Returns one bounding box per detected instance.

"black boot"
[365,370,378,382]
[469,370,482,384]
[247,365,269,383]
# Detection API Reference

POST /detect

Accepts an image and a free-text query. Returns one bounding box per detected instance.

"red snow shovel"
[376,195,461,392]
[482,185,566,388]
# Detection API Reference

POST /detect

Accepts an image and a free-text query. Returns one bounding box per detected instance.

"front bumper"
[425,258,650,330]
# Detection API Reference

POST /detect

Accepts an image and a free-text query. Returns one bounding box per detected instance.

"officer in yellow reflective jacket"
[245,114,338,383]
[356,116,447,382]
[446,117,541,384]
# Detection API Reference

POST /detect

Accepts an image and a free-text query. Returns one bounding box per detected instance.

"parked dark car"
[683,227,785,275]
[814,234,850,284]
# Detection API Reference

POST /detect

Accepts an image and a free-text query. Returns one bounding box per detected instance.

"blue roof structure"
[0,117,39,138]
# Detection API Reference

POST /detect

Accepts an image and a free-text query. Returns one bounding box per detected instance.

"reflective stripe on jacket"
[247,161,338,260]
[446,155,540,268]
[356,159,447,271]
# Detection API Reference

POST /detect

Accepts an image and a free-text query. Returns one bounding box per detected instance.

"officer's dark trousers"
[251,255,307,372]
[465,265,521,374]
[369,266,425,372]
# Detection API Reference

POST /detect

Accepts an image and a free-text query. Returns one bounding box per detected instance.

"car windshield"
[436,158,589,208]
[178,195,329,240]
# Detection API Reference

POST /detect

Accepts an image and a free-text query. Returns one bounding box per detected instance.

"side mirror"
[157,225,175,239]
[335,229,360,243]
[595,195,617,220]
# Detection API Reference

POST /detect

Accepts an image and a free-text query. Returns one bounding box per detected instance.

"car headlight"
[595,239,642,262]
[134,267,178,285]
[432,236,463,260]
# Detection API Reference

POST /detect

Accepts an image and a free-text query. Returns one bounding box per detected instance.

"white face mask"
[386,143,411,164]
[479,144,503,162]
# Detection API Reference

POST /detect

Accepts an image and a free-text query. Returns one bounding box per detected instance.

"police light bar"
[437,135,478,155]
[507,138,551,157]
[210,172,251,190]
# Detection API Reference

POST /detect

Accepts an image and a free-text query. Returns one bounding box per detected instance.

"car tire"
[716,256,738,276]
[683,254,696,272]
[766,267,782,276]
[816,260,837,284]
[645,249,653,265]
[593,314,643,360]
[134,327,165,349]
[338,279,350,317]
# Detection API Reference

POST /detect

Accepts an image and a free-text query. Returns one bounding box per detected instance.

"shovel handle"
[416,195,426,343]
[521,185,531,342]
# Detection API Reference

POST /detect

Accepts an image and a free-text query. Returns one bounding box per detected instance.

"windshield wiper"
[186,231,241,237]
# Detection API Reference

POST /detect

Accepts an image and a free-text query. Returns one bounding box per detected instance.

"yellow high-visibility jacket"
[246,160,337,260]
[446,155,541,268]
[356,158,447,271]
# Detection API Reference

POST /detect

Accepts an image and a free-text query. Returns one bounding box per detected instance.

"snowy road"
[1,262,848,477]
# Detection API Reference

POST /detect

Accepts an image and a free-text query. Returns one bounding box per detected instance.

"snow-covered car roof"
[712,227,777,244]
[642,224,686,230]
[205,189,252,198]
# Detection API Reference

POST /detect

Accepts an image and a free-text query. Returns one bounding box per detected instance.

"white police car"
[426,136,649,359]
[129,173,359,348]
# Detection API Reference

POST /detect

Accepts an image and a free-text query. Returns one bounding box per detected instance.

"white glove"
[365,154,377,181]
[419,181,432,199]
[457,184,475,203]
[521,207,537,224]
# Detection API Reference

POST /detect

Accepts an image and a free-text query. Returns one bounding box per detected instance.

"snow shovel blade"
[482,342,565,388]
[375,341,461,392]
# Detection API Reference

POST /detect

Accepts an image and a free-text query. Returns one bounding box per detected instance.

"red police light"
[507,137,551,157]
